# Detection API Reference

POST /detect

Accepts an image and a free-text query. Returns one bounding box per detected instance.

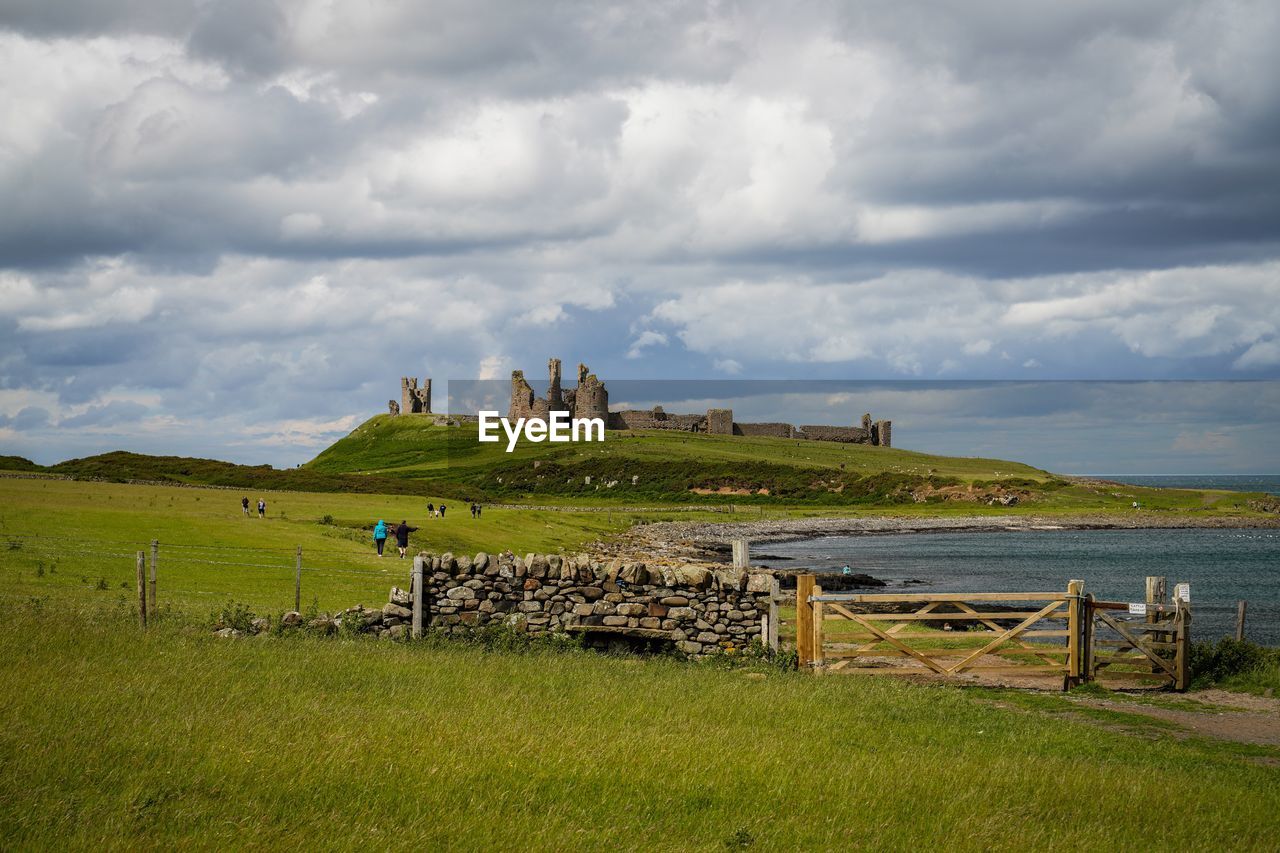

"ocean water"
[766,528,1280,644]
[1098,475,1280,496]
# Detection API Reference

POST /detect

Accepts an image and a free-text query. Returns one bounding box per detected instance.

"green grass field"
[3,428,1278,849]
[2,611,1277,850]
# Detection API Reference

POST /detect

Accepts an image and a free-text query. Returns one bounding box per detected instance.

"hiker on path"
[257,498,266,518]
[241,496,250,516]
[394,520,419,558]
[373,519,389,557]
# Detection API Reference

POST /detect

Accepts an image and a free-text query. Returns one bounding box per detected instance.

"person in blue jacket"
[373,519,388,557]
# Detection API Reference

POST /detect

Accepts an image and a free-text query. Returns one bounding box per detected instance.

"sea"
[766,528,1280,645]
[1097,474,1280,496]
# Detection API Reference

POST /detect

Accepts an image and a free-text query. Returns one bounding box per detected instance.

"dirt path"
[1071,689,1280,747]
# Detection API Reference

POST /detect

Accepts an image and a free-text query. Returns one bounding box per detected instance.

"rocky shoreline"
[598,512,1280,564]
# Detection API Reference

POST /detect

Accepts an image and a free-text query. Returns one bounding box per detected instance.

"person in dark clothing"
[394,520,418,558]
[439,504,447,518]
[241,496,250,516]
[427,502,435,517]
[469,503,476,518]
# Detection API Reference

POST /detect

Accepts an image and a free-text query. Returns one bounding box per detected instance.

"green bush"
[1189,638,1280,687]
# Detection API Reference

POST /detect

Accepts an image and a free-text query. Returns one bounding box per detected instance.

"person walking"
[241,496,250,516]
[394,519,418,559]
[439,504,447,518]
[469,503,476,519]
[373,519,388,557]
[475,504,482,518]
[427,502,435,518]
[257,498,266,518]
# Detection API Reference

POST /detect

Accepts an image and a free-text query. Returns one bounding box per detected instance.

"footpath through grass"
[1,609,1277,849]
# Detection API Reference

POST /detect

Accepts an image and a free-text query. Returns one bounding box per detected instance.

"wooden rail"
[796,575,1191,692]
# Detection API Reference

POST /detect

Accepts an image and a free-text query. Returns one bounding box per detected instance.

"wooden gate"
[797,577,1084,687]
[796,575,1191,691]
[1085,592,1190,691]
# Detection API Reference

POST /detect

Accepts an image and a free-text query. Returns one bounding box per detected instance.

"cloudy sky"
[1,1,1278,472]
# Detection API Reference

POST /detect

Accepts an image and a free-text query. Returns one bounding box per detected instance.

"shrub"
[1189,638,1280,687]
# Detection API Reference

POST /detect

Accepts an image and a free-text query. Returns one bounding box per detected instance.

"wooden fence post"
[1066,579,1084,688]
[1082,593,1096,683]
[136,551,147,629]
[731,539,749,570]
[149,539,158,614]
[294,546,302,612]
[1175,596,1192,692]
[1145,575,1166,676]
[812,583,825,672]
[767,578,780,653]
[1235,600,1247,642]
[411,556,425,639]
[796,574,815,670]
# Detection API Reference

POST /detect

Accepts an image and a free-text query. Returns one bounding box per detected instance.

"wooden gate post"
[1066,579,1084,688]
[411,555,425,639]
[149,539,158,614]
[294,546,302,612]
[1235,600,1247,642]
[812,583,825,673]
[1082,593,1096,683]
[1175,595,1192,692]
[1145,576,1166,676]
[136,551,147,629]
[796,574,815,670]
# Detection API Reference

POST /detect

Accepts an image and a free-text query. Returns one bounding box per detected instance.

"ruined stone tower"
[400,377,431,414]
[574,363,609,422]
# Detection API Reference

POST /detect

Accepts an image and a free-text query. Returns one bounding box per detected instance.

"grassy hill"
[305,414,1060,505]
[302,414,1271,514]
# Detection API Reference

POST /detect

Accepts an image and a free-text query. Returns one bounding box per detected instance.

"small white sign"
[1128,602,1147,615]
[1174,583,1191,603]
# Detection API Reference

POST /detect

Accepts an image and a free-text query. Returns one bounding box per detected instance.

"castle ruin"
[392,377,431,416]
[388,359,892,446]
[502,358,892,446]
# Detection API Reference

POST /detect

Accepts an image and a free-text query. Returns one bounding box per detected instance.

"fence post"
[1175,595,1192,692]
[796,574,815,670]
[1145,576,1166,675]
[767,578,780,653]
[1235,600,1247,642]
[412,555,425,639]
[294,546,302,612]
[812,582,825,673]
[136,551,147,629]
[149,539,158,614]
[1082,593,1096,683]
[731,539,749,571]
[1066,579,1084,688]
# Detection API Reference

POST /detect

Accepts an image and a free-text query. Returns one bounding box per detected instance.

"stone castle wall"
[796,425,871,443]
[348,551,775,658]
[734,422,794,438]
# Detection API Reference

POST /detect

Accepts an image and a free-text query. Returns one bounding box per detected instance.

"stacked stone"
[379,550,775,657]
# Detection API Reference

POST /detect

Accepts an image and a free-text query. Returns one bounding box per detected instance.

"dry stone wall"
[348,550,776,657]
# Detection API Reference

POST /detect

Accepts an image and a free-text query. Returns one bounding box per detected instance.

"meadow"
[2,438,1278,849]
[1,610,1278,850]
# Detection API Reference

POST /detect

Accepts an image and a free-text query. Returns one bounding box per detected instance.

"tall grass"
[1,609,1277,849]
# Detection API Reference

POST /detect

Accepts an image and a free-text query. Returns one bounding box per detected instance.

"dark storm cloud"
[2,0,1280,467]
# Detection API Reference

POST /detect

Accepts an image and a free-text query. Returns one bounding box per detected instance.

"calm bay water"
[766,528,1280,644]
[1099,475,1280,495]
